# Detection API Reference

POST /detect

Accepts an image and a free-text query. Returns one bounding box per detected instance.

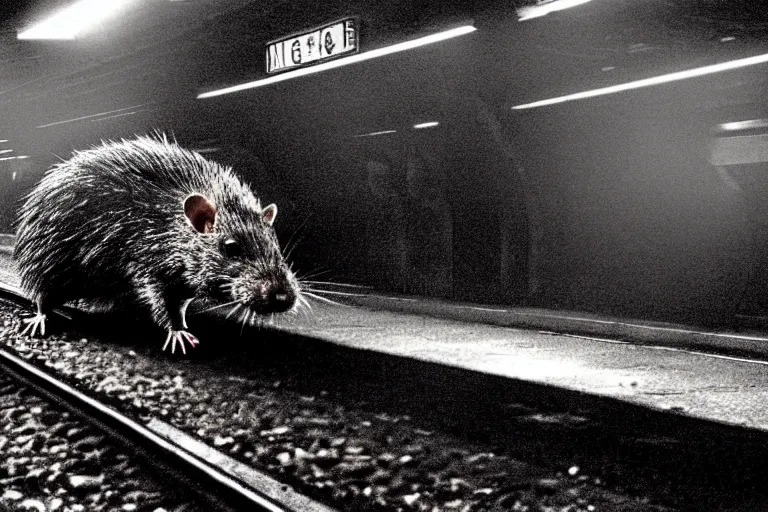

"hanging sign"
[266,17,359,74]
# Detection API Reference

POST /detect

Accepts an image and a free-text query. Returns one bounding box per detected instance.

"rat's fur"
[14,134,298,350]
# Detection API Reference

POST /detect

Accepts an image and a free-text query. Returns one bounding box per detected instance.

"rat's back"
[13,135,228,305]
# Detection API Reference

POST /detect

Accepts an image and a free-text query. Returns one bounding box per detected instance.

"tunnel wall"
[1,0,767,326]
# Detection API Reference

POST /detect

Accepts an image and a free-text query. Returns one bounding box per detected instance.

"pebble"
[403,492,420,506]
[3,489,23,500]
[276,452,292,465]
[335,461,376,478]
[19,499,46,512]
[213,435,235,447]
[68,474,104,489]
[536,478,561,492]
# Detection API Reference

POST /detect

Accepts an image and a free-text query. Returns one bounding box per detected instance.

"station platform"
[2,234,768,434]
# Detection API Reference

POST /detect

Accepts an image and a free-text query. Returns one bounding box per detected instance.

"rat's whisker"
[240,310,251,335]
[199,299,240,313]
[302,288,370,298]
[225,303,243,320]
[302,292,350,308]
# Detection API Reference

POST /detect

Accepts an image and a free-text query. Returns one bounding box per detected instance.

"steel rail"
[0,282,336,512]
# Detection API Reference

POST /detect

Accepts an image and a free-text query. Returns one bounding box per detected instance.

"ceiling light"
[18,0,134,40]
[513,52,768,109]
[517,0,592,21]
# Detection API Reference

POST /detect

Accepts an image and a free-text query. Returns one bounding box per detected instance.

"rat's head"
[183,192,299,315]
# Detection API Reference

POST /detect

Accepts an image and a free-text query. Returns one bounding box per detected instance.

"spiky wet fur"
[14,134,298,333]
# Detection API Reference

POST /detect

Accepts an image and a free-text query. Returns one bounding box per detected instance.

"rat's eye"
[221,238,243,258]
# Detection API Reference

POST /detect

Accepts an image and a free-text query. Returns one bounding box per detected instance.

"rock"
[334,461,377,478]
[2,489,23,500]
[535,478,560,493]
[68,474,104,490]
[19,499,46,512]
[213,435,234,447]
[403,493,420,506]
[377,452,397,467]
[72,436,103,451]
[344,445,366,455]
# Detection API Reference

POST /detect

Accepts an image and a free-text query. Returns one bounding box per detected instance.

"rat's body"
[14,135,299,352]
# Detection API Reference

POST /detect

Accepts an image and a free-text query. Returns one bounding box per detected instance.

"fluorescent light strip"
[18,0,133,40]
[354,130,397,137]
[517,0,592,21]
[414,122,439,129]
[0,140,8,143]
[717,119,768,132]
[37,104,148,128]
[198,25,477,99]
[0,156,28,162]
[0,150,12,155]
[512,52,768,110]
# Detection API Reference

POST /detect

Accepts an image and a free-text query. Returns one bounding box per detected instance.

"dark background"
[1,0,768,326]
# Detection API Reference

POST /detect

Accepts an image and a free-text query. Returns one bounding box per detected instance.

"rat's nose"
[250,270,298,313]
[268,287,295,312]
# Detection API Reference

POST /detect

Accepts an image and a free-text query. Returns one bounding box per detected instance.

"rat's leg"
[20,296,55,337]
[133,278,199,354]
[161,297,200,355]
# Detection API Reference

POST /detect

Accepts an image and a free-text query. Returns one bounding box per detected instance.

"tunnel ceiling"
[0,0,272,130]
[0,0,767,144]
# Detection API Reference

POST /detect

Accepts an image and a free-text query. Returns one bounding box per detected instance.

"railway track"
[0,286,335,512]
[1,264,768,511]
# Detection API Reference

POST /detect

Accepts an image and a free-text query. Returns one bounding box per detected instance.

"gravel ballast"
[0,370,202,512]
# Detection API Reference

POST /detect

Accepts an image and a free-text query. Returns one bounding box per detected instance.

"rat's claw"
[162,330,199,354]
[181,331,199,347]
[20,313,47,337]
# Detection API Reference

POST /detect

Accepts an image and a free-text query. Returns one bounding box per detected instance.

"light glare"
[717,119,768,132]
[354,130,397,137]
[513,52,768,110]
[18,0,133,40]
[517,0,592,21]
[198,25,477,99]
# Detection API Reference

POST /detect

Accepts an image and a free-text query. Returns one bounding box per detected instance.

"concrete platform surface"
[277,300,768,432]
[2,243,768,433]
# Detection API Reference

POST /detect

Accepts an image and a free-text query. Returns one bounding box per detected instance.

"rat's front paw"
[162,329,200,354]
[19,312,47,337]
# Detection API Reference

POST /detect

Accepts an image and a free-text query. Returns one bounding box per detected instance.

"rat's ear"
[184,194,217,234]
[262,203,277,227]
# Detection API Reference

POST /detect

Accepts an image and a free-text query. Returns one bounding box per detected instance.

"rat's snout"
[252,278,297,313]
